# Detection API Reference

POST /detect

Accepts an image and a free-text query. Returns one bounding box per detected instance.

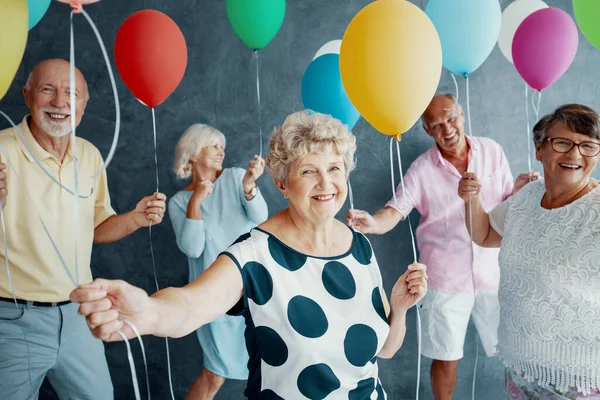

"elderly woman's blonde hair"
[265,111,356,183]
[173,124,226,179]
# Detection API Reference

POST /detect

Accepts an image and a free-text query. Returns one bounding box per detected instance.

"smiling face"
[193,138,225,172]
[536,123,600,188]
[422,95,467,153]
[280,149,348,223]
[23,59,89,138]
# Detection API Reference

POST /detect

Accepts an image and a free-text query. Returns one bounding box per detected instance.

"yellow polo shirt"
[0,116,116,302]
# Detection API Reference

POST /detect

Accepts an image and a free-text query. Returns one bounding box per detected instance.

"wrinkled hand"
[191,180,214,203]
[513,172,540,194]
[390,263,427,312]
[346,209,377,234]
[242,155,265,191]
[70,279,154,342]
[458,172,481,202]
[134,192,166,227]
[0,163,6,208]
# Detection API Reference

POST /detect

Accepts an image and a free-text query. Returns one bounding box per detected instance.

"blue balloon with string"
[28,0,52,30]
[301,53,360,130]
[426,0,501,76]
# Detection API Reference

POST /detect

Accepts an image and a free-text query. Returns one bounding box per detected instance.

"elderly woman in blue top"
[459,104,600,400]
[71,111,428,400]
[168,123,268,399]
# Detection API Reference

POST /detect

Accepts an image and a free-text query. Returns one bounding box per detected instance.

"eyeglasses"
[546,137,600,157]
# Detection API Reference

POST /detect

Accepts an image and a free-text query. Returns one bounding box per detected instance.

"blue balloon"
[426,0,501,76]
[28,0,52,30]
[301,53,360,130]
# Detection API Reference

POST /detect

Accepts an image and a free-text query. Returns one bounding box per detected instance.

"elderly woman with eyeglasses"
[70,111,428,399]
[458,104,600,399]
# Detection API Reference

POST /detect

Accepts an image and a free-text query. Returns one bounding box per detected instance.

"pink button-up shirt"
[386,137,514,293]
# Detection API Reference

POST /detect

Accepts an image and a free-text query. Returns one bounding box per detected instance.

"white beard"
[40,113,71,138]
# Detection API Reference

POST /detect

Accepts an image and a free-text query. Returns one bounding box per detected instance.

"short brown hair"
[533,104,600,147]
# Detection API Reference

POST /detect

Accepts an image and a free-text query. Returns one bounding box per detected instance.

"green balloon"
[226,0,286,50]
[573,0,600,52]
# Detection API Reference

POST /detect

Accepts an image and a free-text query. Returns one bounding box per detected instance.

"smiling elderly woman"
[71,111,428,399]
[458,104,600,399]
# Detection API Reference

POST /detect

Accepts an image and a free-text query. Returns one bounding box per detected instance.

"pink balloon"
[512,8,578,91]
[55,0,100,13]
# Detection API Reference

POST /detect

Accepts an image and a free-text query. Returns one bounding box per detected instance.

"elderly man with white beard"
[0,59,166,399]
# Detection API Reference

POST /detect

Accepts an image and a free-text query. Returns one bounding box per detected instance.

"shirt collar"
[15,115,77,164]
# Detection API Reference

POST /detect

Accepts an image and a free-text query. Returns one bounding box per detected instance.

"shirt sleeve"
[93,156,116,228]
[234,168,269,226]
[488,197,512,237]
[221,232,255,316]
[168,194,206,259]
[384,162,421,218]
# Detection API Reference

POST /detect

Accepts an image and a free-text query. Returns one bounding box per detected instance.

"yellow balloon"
[340,0,442,136]
[0,0,28,100]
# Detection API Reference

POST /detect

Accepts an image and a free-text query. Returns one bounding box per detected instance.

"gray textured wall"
[1,0,599,399]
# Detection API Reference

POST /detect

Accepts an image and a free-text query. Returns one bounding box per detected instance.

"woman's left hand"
[390,262,427,312]
[243,155,265,190]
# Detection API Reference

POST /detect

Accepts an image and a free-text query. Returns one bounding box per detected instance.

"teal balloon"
[301,54,360,131]
[28,0,51,30]
[426,0,501,76]
[226,0,286,50]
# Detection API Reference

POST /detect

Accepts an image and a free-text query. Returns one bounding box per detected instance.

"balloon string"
[450,72,459,105]
[535,91,542,121]
[121,319,151,400]
[69,12,80,285]
[80,9,121,179]
[389,138,421,400]
[525,84,532,174]
[117,330,142,400]
[254,50,263,158]
[149,108,176,400]
[464,75,479,400]
[347,180,354,210]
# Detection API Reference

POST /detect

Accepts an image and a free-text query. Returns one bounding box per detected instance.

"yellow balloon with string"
[0,0,28,100]
[340,0,442,138]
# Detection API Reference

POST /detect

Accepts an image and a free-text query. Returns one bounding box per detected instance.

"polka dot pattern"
[288,296,328,338]
[351,231,373,265]
[268,235,307,271]
[243,261,273,306]
[372,287,388,323]
[344,324,379,367]
[349,378,375,400]
[297,363,340,400]
[256,326,288,367]
[322,261,356,300]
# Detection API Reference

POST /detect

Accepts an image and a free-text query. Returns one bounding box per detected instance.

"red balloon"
[114,10,187,108]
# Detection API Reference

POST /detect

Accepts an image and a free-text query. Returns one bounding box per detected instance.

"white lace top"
[489,180,600,395]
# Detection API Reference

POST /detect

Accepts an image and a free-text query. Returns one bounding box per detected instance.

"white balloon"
[313,40,342,60]
[498,0,548,63]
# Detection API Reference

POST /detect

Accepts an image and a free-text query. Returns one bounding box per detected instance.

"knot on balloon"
[394,134,402,142]
[69,0,84,13]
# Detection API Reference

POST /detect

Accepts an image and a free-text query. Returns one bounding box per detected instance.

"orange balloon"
[340,0,442,136]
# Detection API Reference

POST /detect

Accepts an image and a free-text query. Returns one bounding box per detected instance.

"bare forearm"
[378,309,407,358]
[372,207,403,235]
[465,197,491,246]
[148,287,207,338]
[187,197,203,220]
[94,213,139,244]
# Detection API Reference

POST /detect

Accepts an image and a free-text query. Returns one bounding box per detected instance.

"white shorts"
[418,288,499,361]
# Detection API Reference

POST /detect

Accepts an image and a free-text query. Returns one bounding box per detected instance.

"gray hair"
[173,124,226,179]
[265,111,356,183]
[533,104,600,148]
[421,92,458,129]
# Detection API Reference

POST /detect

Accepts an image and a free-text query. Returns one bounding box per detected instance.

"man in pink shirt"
[347,93,536,400]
